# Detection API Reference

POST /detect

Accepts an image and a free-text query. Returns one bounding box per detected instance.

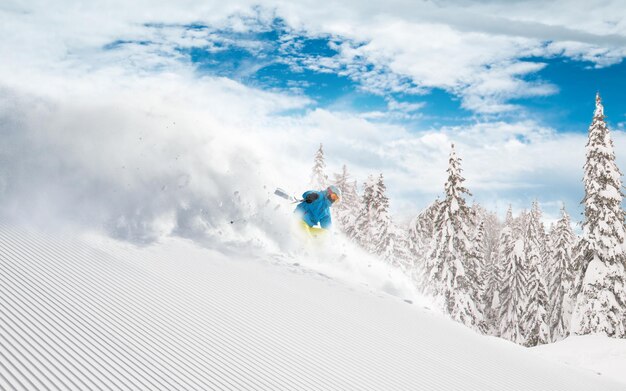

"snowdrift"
[1,224,624,390]
[533,335,626,386]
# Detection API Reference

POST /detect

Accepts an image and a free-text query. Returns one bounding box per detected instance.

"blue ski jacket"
[294,190,333,229]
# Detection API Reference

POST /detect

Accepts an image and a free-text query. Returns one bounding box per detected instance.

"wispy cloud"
[5,1,621,115]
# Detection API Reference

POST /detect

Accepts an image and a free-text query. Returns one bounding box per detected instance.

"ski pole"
[274,188,302,203]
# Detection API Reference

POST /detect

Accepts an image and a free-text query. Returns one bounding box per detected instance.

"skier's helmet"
[326,185,341,204]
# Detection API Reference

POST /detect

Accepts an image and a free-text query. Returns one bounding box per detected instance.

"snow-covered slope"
[533,335,626,386]
[1,224,624,390]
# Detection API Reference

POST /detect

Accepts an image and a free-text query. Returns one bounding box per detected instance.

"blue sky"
[180,26,471,128]
[130,21,626,134]
[174,24,399,118]
[517,58,626,132]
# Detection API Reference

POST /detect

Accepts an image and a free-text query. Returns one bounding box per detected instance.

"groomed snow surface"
[1,223,625,390]
[534,335,626,386]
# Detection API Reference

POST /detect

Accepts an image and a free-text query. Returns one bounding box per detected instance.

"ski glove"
[305,192,319,203]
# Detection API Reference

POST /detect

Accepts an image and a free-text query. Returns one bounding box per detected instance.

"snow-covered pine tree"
[342,179,361,239]
[391,226,414,273]
[351,174,409,269]
[572,93,626,338]
[544,224,557,317]
[521,201,551,346]
[309,143,329,190]
[472,220,487,276]
[408,199,441,291]
[408,200,441,291]
[484,207,513,335]
[498,207,528,344]
[351,175,377,250]
[333,165,359,211]
[468,220,488,333]
[409,199,441,255]
[549,206,577,341]
[427,144,483,331]
[570,235,586,310]
[514,209,530,241]
[332,165,360,233]
[473,204,502,267]
[372,174,394,261]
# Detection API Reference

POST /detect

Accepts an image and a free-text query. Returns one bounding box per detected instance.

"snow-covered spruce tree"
[514,209,530,241]
[542,216,555,332]
[572,93,626,337]
[309,143,329,189]
[498,208,528,344]
[570,235,586,309]
[427,144,483,331]
[472,220,487,277]
[544,225,557,317]
[409,199,441,255]
[480,207,503,334]
[483,207,512,335]
[341,179,361,240]
[372,174,394,260]
[391,226,414,273]
[409,199,441,292]
[468,220,488,333]
[549,206,577,341]
[351,174,410,268]
[351,175,376,250]
[333,165,359,212]
[473,204,502,267]
[521,201,551,346]
[332,165,360,233]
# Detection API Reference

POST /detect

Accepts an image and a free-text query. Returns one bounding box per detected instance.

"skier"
[294,185,341,237]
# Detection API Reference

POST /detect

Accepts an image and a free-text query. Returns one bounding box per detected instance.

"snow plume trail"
[0,76,291,244]
[0,74,422,305]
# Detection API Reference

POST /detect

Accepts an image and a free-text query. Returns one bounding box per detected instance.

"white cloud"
[3,0,626,114]
[264,0,626,112]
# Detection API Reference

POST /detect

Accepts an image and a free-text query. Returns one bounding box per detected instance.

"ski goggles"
[327,188,340,203]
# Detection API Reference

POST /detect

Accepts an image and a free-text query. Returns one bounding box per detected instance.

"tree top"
[594,92,604,118]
